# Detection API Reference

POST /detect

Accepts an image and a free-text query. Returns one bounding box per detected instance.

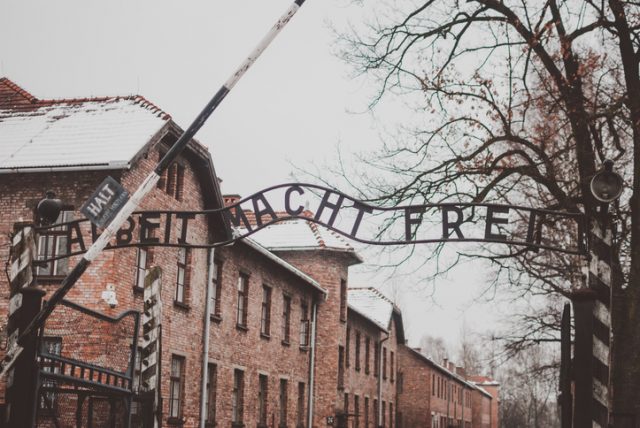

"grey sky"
[1,0,504,355]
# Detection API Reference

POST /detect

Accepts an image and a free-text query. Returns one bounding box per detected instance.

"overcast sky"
[0,0,507,356]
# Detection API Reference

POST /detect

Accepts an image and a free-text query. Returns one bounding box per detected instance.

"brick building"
[342,287,405,428]
[0,77,229,426]
[396,347,498,428]
[0,77,500,428]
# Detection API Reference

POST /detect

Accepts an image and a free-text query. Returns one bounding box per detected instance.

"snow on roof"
[238,233,327,295]
[0,77,170,172]
[347,287,395,331]
[239,218,362,262]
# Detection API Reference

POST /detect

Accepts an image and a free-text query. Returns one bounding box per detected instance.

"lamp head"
[36,191,63,225]
[590,160,623,203]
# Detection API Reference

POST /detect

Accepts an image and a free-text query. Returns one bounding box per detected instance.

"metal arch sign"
[33,183,587,264]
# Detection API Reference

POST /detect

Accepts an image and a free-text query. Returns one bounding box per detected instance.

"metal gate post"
[572,289,596,427]
[5,287,46,428]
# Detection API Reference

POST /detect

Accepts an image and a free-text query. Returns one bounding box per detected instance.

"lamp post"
[572,160,623,428]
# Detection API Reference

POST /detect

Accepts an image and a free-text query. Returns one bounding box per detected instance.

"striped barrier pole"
[588,218,612,427]
[0,0,309,378]
[140,267,162,428]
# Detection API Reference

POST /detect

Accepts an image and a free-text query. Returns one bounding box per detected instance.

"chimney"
[443,357,448,367]
[223,194,241,206]
[456,366,466,377]
[449,362,455,372]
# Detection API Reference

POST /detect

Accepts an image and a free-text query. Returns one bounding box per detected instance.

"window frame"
[258,374,269,426]
[205,363,217,426]
[236,273,250,329]
[174,248,189,305]
[282,294,292,344]
[36,210,74,278]
[299,301,309,348]
[168,355,185,421]
[355,331,361,372]
[279,378,288,428]
[232,369,245,426]
[39,336,62,413]
[261,285,272,337]
[211,259,223,320]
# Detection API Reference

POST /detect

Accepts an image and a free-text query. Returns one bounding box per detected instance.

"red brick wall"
[206,241,322,428]
[344,310,399,428]
[397,346,432,428]
[0,137,214,427]
[271,250,353,428]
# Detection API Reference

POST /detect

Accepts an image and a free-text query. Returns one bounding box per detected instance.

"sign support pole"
[0,0,309,378]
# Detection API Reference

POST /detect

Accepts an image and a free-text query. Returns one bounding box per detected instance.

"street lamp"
[36,191,62,226]
[590,159,624,203]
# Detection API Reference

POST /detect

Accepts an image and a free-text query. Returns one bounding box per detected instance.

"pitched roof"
[402,346,493,397]
[348,287,395,331]
[0,77,170,173]
[238,234,327,296]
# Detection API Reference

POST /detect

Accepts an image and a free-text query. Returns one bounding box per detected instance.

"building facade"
[0,78,500,428]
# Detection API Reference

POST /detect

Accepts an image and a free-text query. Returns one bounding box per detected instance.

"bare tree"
[331,0,640,414]
[418,334,450,364]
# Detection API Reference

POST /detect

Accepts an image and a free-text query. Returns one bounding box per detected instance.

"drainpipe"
[307,300,318,428]
[199,248,215,428]
[377,333,389,427]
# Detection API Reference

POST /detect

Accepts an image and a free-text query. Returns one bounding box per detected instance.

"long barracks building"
[0,78,498,428]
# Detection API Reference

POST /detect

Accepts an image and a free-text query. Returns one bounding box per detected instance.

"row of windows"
[202,364,306,428]
[340,329,395,382]
[431,416,469,428]
[211,261,311,347]
[431,373,470,407]
[344,393,394,428]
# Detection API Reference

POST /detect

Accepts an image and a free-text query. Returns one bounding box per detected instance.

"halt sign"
[81,176,129,228]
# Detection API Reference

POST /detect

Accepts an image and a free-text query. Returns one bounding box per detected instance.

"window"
[237,273,249,328]
[261,286,272,336]
[355,331,361,371]
[338,346,345,390]
[279,379,288,428]
[211,260,222,318]
[258,374,268,426]
[354,395,360,428]
[282,295,291,343]
[159,157,185,201]
[169,355,185,420]
[39,337,62,411]
[390,351,394,382]
[382,400,386,428]
[389,403,393,428]
[346,327,351,368]
[206,363,217,426]
[340,279,347,322]
[175,248,189,304]
[373,399,378,428]
[365,337,370,374]
[398,371,404,393]
[299,301,309,347]
[364,397,369,428]
[36,210,73,277]
[374,342,380,377]
[134,248,148,289]
[232,369,245,425]
[432,374,435,396]
[297,382,305,428]
[383,347,387,380]
[344,393,349,418]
